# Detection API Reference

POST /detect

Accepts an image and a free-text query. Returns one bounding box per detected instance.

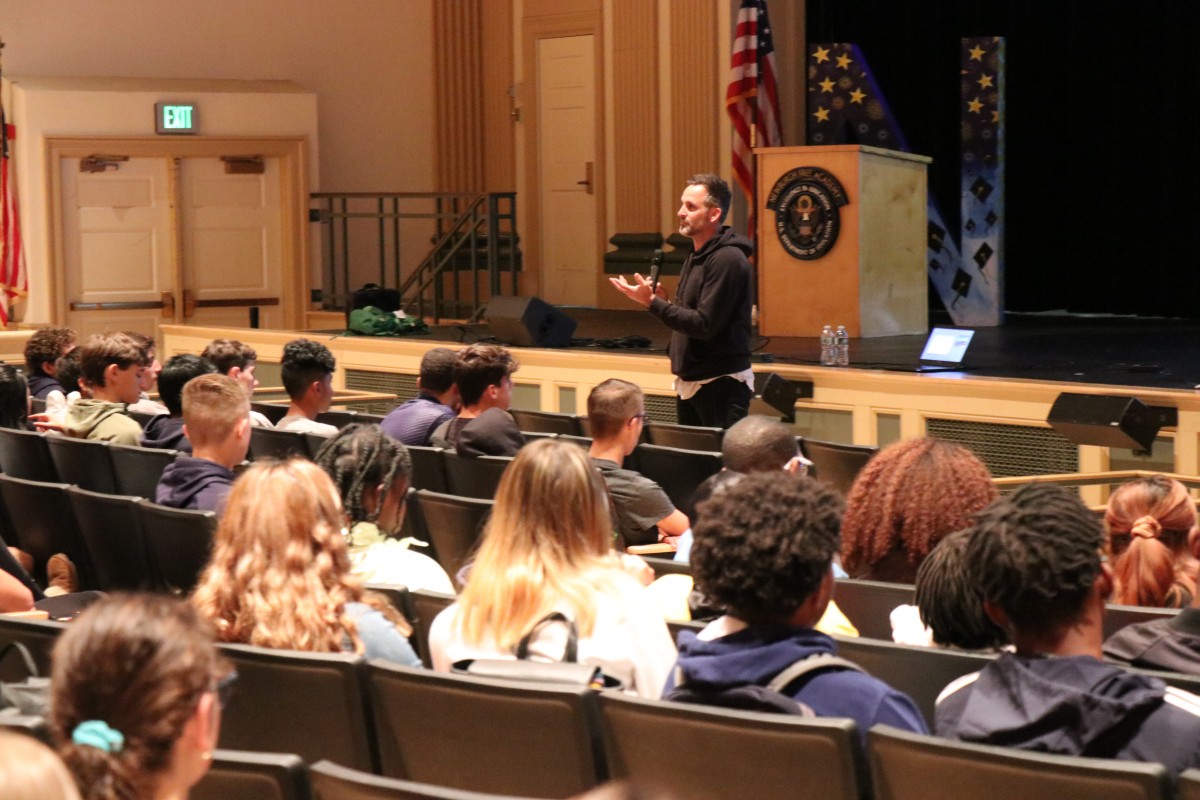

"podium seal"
[766,167,850,260]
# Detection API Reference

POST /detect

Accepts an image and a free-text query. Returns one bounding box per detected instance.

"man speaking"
[610,173,753,429]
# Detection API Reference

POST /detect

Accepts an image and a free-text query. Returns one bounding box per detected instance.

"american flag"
[1,98,26,327]
[726,0,782,235]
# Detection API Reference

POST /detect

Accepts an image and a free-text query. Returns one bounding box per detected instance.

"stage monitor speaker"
[1047,393,1176,453]
[749,372,798,423]
[486,295,578,349]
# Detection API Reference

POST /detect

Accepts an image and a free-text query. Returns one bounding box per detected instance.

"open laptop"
[914,327,976,372]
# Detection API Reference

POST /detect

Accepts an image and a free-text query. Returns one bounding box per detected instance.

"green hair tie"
[72,720,125,753]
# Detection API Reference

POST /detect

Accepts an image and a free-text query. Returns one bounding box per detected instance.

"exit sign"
[155,102,198,135]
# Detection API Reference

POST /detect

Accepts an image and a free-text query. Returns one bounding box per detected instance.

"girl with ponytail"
[1107,475,1199,608]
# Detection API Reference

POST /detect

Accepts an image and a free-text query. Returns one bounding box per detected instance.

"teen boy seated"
[22,326,76,401]
[666,471,927,734]
[124,331,168,416]
[155,374,251,515]
[62,332,146,446]
[936,483,1200,775]
[140,354,217,454]
[587,378,689,548]
[381,347,460,446]
[201,338,275,428]
[275,338,339,435]
[430,343,523,457]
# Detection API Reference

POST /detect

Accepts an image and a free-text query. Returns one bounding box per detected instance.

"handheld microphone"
[649,249,664,295]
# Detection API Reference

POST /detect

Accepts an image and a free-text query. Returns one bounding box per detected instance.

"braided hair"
[915,529,1008,650]
[313,423,412,526]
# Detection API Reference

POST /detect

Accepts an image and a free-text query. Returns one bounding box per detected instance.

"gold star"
[836,53,853,69]
[967,97,983,114]
[977,74,994,89]
[849,88,866,104]
[819,77,835,93]
[813,106,831,122]
[968,45,985,61]
[813,46,830,63]
[991,110,1000,123]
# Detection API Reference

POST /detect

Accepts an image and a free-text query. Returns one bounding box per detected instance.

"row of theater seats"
[3,601,1197,800]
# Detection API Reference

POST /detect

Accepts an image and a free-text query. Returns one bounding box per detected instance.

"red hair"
[1107,476,1198,608]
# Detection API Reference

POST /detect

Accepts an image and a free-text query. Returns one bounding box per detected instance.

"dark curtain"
[806,1,1200,317]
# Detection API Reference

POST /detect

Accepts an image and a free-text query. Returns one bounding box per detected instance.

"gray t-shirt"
[592,457,675,548]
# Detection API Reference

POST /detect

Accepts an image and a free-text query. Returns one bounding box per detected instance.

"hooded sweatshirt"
[140,414,192,453]
[648,225,753,382]
[668,620,928,737]
[63,399,142,446]
[154,456,235,515]
[935,653,1200,775]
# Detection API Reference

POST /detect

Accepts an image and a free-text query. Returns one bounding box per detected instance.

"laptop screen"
[920,327,975,364]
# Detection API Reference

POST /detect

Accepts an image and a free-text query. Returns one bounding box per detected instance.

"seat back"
[442,453,511,499]
[136,500,217,594]
[67,486,154,591]
[868,724,1169,800]
[0,474,91,587]
[1104,603,1177,641]
[833,579,915,641]
[642,556,692,579]
[46,434,119,494]
[510,409,584,436]
[1179,769,1200,800]
[407,446,449,494]
[316,409,359,429]
[108,442,179,499]
[407,588,456,668]
[0,616,69,681]
[305,431,335,459]
[193,750,313,800]
[218,644,378,773]
[369,662,605,797]
[125,409,161,428]
[599,691,866,800]
[250,427,310,460]
[631,444,722,516]
[644,421,724,452]
[414,490,493,587]
[0,427,57,481]
[251,402,290,425]
[800,438,879,495]
[310,760,538,800]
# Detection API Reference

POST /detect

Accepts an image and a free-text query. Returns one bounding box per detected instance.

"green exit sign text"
[155,102,198,135]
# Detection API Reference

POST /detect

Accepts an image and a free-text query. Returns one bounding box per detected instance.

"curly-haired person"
[276,338,339,435]
[841,437,997,583]
[936,483,1200,775]
[23,326,76,401]
[665,471,927,735]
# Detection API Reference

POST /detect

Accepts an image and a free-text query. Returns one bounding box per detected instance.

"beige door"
[178,157,284,329]
[537,34,598,307]
[62,157,178,342]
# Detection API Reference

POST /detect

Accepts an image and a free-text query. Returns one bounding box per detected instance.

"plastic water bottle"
[820,325,836,366]
[834,325,850,367]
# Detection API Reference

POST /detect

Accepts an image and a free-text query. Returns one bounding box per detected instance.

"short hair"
[691,472,844,625]
[454,344,517,407]
[79,332,145,389]
[201,338,257,375]
[967,483,1105,637]
[686,173,733,224]
[55,348,84,397]
[157,354,218,416]
[0,364,29,430]
[915,529,1009,650]
[419,347,457,394]
[1106,475,1197,607]
[181,374,249,447]
[24,326,76,376]
[280,338,336,399]
[314,423,413,526]
[587,378,643,440]
[722,415,799,473]
[122,331,156,359]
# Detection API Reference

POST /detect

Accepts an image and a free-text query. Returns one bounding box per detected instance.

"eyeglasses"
[214,670,239,709]
[628,413,648,424]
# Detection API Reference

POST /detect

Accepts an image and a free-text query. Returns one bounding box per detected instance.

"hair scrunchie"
[1131,515,1162,540]
[72,720,125,753]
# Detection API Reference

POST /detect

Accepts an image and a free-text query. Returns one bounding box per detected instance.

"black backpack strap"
[766,653,864,694]
[515,612,579,662]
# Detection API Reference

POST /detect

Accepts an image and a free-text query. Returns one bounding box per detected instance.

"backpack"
[347,306,428,336]
[665,653,864,716]
[0,642,51,717]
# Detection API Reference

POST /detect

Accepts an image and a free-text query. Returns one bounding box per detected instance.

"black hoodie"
[936,652,1200,775]
[154,457,234,515]
[648,225,753,382]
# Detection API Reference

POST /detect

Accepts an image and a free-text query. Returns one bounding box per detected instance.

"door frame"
[521,12,606,301]
[46,136,308,330]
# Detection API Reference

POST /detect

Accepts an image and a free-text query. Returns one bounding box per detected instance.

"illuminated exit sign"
[155,102,198,135]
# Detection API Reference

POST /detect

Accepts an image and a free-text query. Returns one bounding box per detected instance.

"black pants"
[676,376,752,430]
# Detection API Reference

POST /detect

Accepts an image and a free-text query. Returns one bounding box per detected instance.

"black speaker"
[1047,393,1175,452]
[749,372,798,423]
[486,295,578,349]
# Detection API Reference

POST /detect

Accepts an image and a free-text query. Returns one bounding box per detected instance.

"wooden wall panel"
[669,0,720,198]
[434,0,484,191]
[481,0,516,191]
[611,0,660,233]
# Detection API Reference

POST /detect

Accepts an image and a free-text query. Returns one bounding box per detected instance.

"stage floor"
[389,309,1200,393]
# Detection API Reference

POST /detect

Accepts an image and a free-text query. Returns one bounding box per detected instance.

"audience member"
[200,338,274,427]
[936,483,1200,774]
[275,338,339,434]
[1106,475,1198,608]
[314,423,453,593]
[124,332,168,416]
[154,374,250,514]
[666,472,927,734]
[22,326,76,401]
[429,439,676,695]
[62,332,146,445]
[381,346,460,446]
[587,379,688,548]
[841,437,997,583]
[49,594,231,800]
[44,348,85,426]
[139,354,217,454]
[0,363,31,429]
[0,565,34,613]
[430,343,523,457]
[192,459,420,665]
[0,729,82,800]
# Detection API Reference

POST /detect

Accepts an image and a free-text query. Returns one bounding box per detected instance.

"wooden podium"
[756,145,930,338]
